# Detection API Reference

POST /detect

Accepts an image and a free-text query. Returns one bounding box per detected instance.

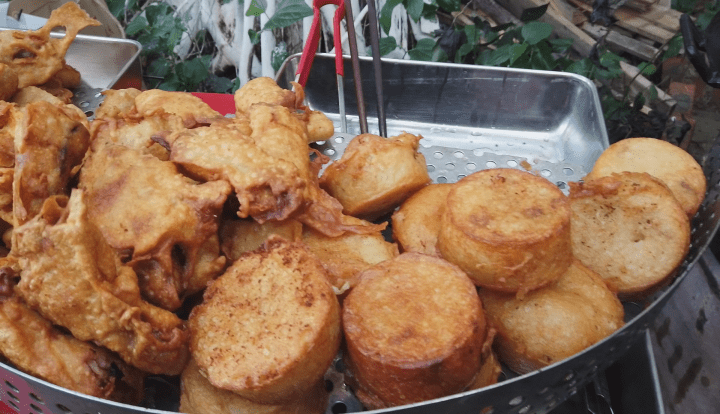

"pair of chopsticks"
[295,0,387,137]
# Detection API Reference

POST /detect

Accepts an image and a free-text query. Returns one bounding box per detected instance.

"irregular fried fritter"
[0,63,18,102]
[0,102,18,168]
[189,236,341,404]
[134,90,222,128]
[89,114,184,160]
[0,168,13,226]
[94,88,142,120]
[13,100,90,226]
[80,145,232,310]
[220,218,303,261]
[0,262,145,404]
[11,192,190,375]
[0,3,100,88]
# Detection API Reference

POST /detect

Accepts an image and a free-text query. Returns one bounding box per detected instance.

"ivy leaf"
[549,38,574,53]
[147,58,172,78]
[405,0,425,22]
[249,29,262,45]
[145,3,174,26]
[205,74,235,93]
[379,36,398,56]
[158,73,183,91]
[126,15,148,36]
[421,2,439,19]
[508,43,528,65]
[463,24,479,45]
[529,41,554,70]
[520,4,548,22]
[521,21,552,45]
[272,42,289,71]
[246,0,266,16]
[408,38,438,61]
[380,0,403,34]
[638,62,657,76]
[436,0,461,13]
[263,0,313,30]
[176,57,209,89]
[106,0,126,19]
[455,42,474,63]
[480,45,512,66]
[663,34,683,60]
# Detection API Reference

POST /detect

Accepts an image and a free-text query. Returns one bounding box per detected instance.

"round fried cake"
[342,253,486,409]
[180,358,328,414]
[188,236,341,404]
[319,133,431,220]
[570,172,690,300]
[585,137,706,218]
[479,259,625,374]
[392,183,453,256]
[437,168,572,295]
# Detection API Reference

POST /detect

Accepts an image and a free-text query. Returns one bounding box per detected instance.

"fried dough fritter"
[479,260,625,374]
[0,3,100,88]
[569,172,691,300]
[342,253,486,409]
[11,192,190,375]
[79,145,232,310]
[180,358,328,414]
[189,236,341,404]
[13,100,90,226]
[0,262,145,404]
[0,102,18,168]
[94,88,142,120]
[134,90,223,128]
[220,218,303,261]
[0,63,18,102]
[0,168,13,226]
[392,183,454,256]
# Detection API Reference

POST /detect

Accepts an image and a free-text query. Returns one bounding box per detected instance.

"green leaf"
[379,36,398,56]
[455,42,474,63]
[272,42,289,71]
[125,15,148,36]
[481,45,512,66]
[145,3,174,26]
[520,4,548,22]
[529,41,555,70]
[663,34,683,60]
[231,78,242,93]
[205,75,235,93]
[223,0,235,4]
[158,73,183,91]
[249,29,262,45]
[646,84,659,101]
[380,0,403,34]
[565,58,593,78]
[246,0,265,16]
[263,0,313,29]
[436,0,461,13]
[147,59,172,78]
[405,0,425,22]
[106,0,126,19]
[507,43,528,65]
[521,21,552,45]
[549,38,573,53]
[176,57,209,88]
[408,38,438,61]
[463,24,479,45]
[637,62,657,76]
[421,2,439,19]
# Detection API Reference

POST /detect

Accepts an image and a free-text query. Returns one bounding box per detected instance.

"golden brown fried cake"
[94,88,142,119]
[11,191,190,375]
[134,90,222,128]
[80,145,231,310]
[570,172,691,300]
[0,102,18,168]
[438,169,572,296]
[189,236,340,404]
[234,77,298,114]
[302,227,399,294]
[0,263,145,404]
[392,183,453,256]
[13,100,90,226]
[89,114,185,160]
[342,253,486,409]
[479,260,625,374]
[169,120,308,222]
[0,3,100,88]
[180,358,328,414]
[585,137,706,218]
[48,63,82,90]
[220,218,303,261]
[0,63,18,101]
[0,168,13,226]
[320,132,431,220]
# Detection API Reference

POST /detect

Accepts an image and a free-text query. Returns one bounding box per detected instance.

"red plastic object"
[191,92,236,116]
[295,0,345,87]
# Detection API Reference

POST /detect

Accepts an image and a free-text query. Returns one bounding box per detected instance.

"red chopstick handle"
[295,0,345,87]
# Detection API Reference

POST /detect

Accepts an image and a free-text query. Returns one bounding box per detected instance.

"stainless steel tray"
[0,28,142,116]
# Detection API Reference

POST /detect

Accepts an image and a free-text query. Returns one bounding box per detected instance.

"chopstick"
[366,0,387,137]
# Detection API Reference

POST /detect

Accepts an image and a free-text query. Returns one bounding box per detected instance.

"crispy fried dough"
[0,168,12,226]
[189,236,340,404]
[0,263,145,404]
[134,90,222,128]
[479,260,625,374]
[0,3,100,88]
[392,183,453,256]
[79,145,231,310]
[343,253,486,409]
[302,227,398,294]
[438,169,572,296]
[585,137,706,218]
[13,100,90,226]
[94,88,142,119]
[11,191,190,375]
[220,218,303,261]
[320,133,431,220]
[180,358,328,414]
[0,102,18,168]
[569,172,690,300]
[0,63,18,101]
